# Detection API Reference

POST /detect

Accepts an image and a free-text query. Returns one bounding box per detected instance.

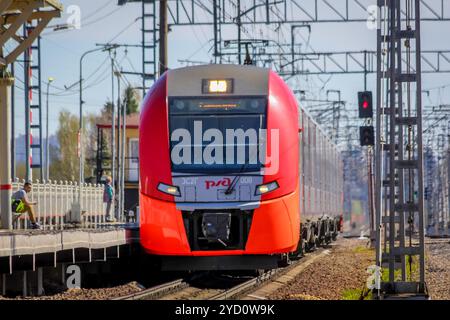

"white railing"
[11,179,106,230]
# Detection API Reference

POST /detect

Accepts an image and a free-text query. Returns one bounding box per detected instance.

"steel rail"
[115,246,332,301]
[208,269,277,300]
[113,278,187,300]
[209,248,328,300]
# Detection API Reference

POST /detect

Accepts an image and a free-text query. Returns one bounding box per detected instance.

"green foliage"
[49,111,79,181]
[381,256,419,282]
[122,85,140,115]
[101,101,113,118]
[353,246,374,254]
[100,85,141,118]
[49,110,97,182]
[342,288,372,300]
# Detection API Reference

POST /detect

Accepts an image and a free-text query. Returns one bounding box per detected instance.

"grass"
[342,288,372,300]
[341,246,375,300]
[381,256,419,282]
[353,246,374,254]
[343,246,421,299]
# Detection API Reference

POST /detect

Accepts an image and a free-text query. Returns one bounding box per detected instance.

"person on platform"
[11,182,41,229]
[104,177,115,222]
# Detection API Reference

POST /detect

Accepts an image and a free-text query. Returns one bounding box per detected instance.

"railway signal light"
[358,91,373,118]
[360,126,375,146]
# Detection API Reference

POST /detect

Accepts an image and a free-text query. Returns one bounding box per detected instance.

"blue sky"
[9,0,450,142]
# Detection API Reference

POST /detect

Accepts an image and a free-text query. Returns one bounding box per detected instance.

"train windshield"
[168,97,267,174]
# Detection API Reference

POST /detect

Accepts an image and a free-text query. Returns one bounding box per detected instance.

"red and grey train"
[139,64,343,270]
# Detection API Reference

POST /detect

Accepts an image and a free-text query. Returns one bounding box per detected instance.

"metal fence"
[11,179,107,230]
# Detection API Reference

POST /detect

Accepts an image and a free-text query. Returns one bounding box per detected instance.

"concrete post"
[0,73,14,230]
[61,263,65,285]
[2,274,5,296]
[37,268,43,296]
[22,271,27,297]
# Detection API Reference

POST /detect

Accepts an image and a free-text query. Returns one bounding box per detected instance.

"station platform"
[0,224,140,273]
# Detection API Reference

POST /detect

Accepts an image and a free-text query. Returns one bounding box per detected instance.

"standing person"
[11,182,41,229]
[104,177,115,222]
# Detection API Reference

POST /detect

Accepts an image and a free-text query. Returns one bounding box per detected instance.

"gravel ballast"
[425,238,450,300]
[270,238,375,300]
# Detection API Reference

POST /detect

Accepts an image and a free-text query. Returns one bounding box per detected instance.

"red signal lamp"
[358,91,373,118]
[363,100,369,109]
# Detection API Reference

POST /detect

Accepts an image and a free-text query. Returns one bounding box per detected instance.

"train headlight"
[202,79,234,94]
[210,80,227,93]
[157,182,181,197]
[255,181,279,196]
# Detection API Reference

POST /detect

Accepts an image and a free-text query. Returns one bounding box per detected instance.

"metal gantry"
[165,0,450,25]
[217,48,450,75]
[118,0,158,93]
[375,0,427,298]
[142,0,158,91]
[24,23,44,181]
[118,0,450,93]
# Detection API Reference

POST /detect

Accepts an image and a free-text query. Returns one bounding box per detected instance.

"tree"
[101,101,113,120]
[49,110,95,182]
[84,114,101,182]
[122,85,141,115]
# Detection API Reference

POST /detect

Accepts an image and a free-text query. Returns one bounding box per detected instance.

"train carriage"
[139,64,343,270]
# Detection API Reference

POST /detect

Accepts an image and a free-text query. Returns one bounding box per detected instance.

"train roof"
[167,64,271,97]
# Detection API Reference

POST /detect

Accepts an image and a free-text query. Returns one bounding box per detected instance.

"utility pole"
[45,77,54,180]
[291,25,311,75]
[364,50,368,91]
[110,50,117,219]
[159,0,168,76]
[326,90,342,144]
[115,70,122,222]
[368,145,375,244]
[10,63,15,179]
[78,45,118,208]
[237,0,242,64]
[213,0,220,63]
[120,72,126,223]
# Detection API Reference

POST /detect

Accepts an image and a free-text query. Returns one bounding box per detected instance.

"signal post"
[358,91,375,244]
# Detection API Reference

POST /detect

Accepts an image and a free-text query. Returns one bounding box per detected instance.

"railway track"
[115,247,330,301]
[113,279,188,300]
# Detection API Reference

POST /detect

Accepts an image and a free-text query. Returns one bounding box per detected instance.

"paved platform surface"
[0,224,139,258]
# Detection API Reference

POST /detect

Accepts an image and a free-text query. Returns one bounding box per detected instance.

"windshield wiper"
[224,163,249,195]
[224,143,261,195]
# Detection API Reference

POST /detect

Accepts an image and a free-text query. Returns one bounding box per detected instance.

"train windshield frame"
[168,96,268,174]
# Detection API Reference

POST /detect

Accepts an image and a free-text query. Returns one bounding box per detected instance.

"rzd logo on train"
[205,178,231,190]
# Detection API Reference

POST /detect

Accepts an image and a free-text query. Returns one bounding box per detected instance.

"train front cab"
[139,65,301,270]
